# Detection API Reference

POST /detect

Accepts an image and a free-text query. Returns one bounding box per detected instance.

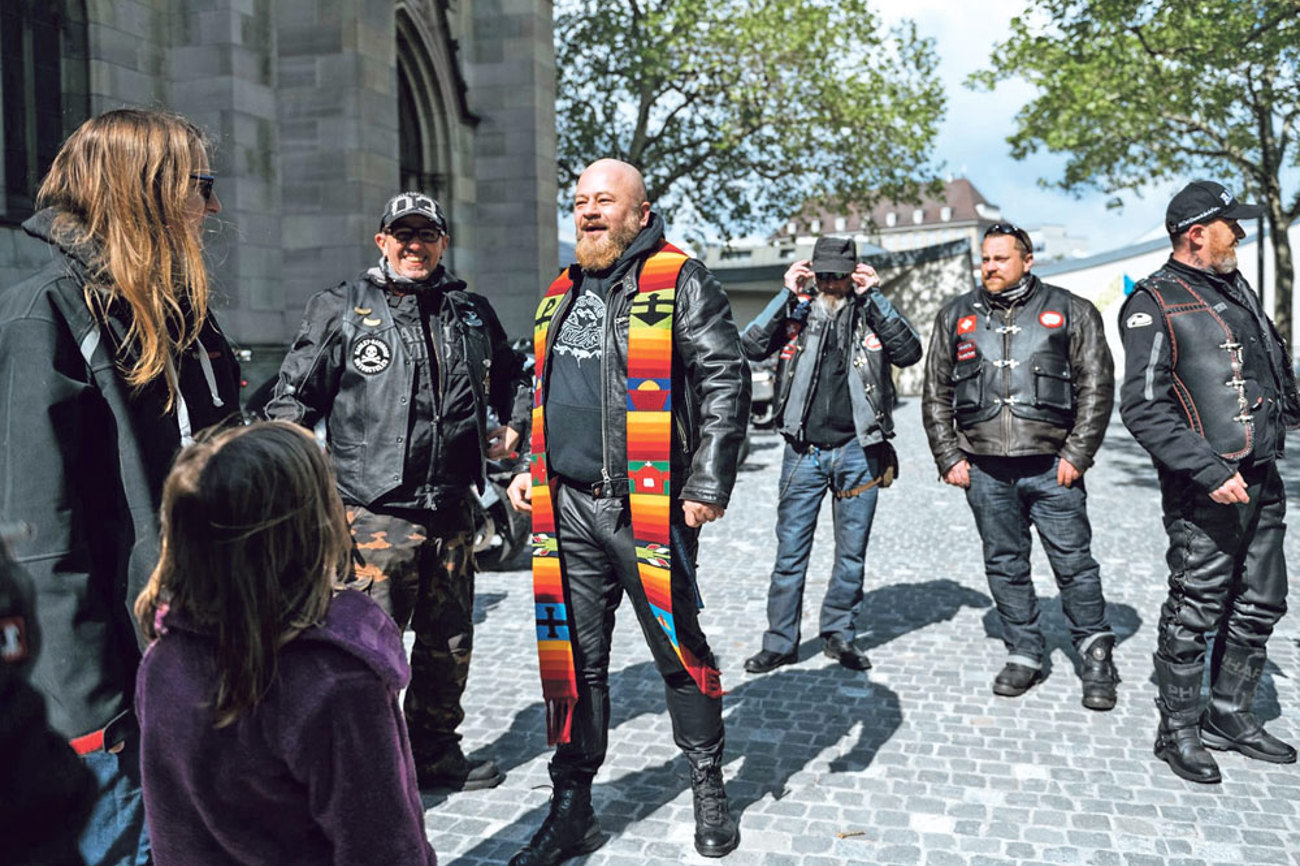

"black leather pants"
[548,483,724,788]
[1154,460,1289,667]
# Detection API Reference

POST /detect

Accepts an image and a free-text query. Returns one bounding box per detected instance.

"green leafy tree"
[554,0,945,241]
[969,0,1300,343]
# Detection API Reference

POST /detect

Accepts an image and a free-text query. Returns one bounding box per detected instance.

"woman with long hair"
[0,108,239,866]
[134,422,435,866]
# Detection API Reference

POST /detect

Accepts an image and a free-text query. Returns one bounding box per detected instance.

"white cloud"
[881,0,1171,254]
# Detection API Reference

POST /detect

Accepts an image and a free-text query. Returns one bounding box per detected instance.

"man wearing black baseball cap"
[739,235,921,676]
[1163,180,1262,237]
[1119,181,1300,783]
[268,191,531,792]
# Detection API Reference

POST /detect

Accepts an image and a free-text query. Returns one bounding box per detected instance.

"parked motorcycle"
[472,454,532,571]
[749,357,777,429]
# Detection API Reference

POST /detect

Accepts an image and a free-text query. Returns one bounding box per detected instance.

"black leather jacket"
[923,275,1114,475]
[533,224,750,507]
[740,287,921,447]
[267,268,530,508]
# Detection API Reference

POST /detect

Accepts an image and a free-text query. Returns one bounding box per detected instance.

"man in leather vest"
[506,159,749,864]
[738,236,921,676]
[267,192,530,792]
[923,223,1118,709]
[1119,181,1300,783]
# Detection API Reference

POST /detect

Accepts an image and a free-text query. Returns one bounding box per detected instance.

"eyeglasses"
[386,227,443,244]
[815,271,851,282]
[190,173,215,202]
[984,222,1032,252]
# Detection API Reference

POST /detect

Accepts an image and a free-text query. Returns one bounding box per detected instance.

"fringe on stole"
[545,696,576,746]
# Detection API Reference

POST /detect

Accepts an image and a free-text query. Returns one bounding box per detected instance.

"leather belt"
[556,475,630,499]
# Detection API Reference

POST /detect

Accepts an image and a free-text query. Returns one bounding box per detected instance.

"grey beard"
[813,293,847,317]
[1212,251,1238,275]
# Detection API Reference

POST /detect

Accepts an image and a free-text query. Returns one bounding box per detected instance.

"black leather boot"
[688,753,740,858]
[1201,642,1297,764]
[1079,635,1119,711]
[1152,655,1220,784]
[508,784,606,866]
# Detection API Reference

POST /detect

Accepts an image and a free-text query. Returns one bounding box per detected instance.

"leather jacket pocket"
[952,360,983,413]
[1030,352,1072,411]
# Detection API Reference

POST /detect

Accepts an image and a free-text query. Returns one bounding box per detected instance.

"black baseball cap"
[810,236,856,273]
[1165,181,1261,235]
[380,191,448,233]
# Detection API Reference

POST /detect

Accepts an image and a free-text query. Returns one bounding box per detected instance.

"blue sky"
[886,0,1177,254]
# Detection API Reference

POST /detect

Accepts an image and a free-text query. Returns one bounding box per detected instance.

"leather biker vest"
[1138,271,1253,460]
[949,282,1074,428]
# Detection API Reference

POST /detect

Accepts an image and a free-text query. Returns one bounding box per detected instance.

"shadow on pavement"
[471,590,508,626]
[980,598,1143,680]
[441,577,993,863]
[445,662,902,865]
[855,578,992,652]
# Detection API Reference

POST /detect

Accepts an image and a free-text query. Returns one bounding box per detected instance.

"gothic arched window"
[0,0,89,222]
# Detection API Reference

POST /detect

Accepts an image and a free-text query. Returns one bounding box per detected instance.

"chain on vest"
[949,283,1074,428]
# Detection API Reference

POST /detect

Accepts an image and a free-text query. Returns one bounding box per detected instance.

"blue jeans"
[965,455,1110,668]
[80,734,150,866]
[761,440,881,654]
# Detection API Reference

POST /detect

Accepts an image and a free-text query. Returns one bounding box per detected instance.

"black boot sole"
[1154,743,1222,784]
[511,825,607,866]
[695,830,740,858]
[418,769,506,791]
[992,678,1039,697]
[1081,693,1116,711]
[1200,730,1298,764]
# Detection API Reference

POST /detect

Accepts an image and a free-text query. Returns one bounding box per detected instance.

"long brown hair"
[135,422,352,728]
[37,108,214,407]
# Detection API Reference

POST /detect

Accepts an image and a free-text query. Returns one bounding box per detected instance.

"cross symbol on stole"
[631,292,672,326]
[539,605,566,639]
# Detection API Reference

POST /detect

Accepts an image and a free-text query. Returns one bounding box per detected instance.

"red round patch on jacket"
[1039,311,1064,328]
[863,333,882,351]
[957,315,977,334]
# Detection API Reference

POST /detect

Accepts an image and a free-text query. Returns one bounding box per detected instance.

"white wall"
[1036,222,1300,368]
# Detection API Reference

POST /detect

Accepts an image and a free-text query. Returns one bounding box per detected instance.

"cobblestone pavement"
[422,400,1300,865]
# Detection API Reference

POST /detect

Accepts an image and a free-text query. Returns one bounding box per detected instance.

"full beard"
[576,217,642,272]
[813,292,847,317]
[1211,249,1237,275]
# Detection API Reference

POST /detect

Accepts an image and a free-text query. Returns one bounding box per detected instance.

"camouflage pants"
[344,501,476,768]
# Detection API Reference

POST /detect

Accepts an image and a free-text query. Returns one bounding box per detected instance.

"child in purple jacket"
[134,421,436,866]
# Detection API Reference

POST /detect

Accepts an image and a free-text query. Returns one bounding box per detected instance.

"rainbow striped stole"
[530,242,721,746]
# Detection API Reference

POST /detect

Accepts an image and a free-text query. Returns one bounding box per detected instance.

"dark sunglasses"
[190,173,215,202]
[815,271,851,282]
[386,227,443,244]
[983,221,1032,251]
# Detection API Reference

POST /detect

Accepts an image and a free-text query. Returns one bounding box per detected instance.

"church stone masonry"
[0,0,556,377]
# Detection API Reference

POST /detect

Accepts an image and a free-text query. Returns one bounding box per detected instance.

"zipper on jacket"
[796,306,836,439]
[1000,308,1012,454]
[599,285,621,489]
[425,292,446,491]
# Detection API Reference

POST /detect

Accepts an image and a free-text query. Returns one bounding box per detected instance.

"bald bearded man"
[507,159,750,863]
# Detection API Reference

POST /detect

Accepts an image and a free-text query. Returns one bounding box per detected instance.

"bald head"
[573,158,651,272]
[578,158,648,204]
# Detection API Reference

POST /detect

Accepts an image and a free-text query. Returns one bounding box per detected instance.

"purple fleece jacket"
[136,590,436,866]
